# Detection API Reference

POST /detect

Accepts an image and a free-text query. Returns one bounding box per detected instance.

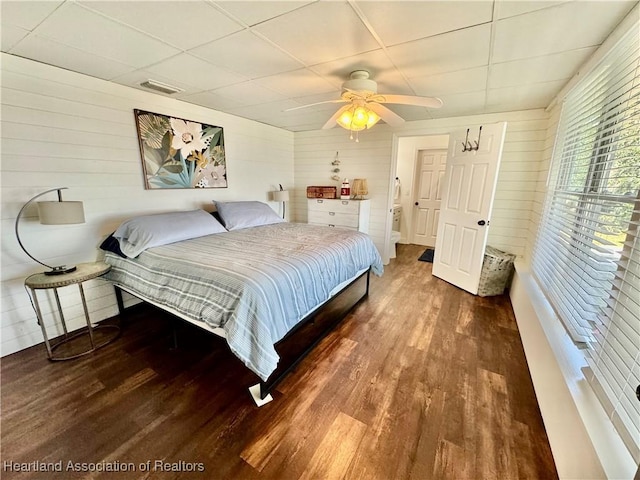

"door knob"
[415,202,419,206]
[478,220,486,226]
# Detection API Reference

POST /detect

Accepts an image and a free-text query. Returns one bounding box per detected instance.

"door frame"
[385,133,449,262]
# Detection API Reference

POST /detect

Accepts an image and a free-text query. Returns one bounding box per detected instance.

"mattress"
[104,222,383,380]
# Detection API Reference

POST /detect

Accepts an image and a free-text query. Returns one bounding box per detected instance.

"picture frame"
[134,109,227,189]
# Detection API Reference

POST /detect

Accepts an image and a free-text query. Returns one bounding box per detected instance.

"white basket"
[478,246,516,297]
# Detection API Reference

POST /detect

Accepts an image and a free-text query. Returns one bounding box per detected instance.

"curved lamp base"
[45,265,77,276]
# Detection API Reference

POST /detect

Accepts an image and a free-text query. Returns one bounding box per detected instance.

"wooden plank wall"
[1,54,294,356]
[293,110,550,260]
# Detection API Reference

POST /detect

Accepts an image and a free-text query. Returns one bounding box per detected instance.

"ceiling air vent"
[139,79,184,95]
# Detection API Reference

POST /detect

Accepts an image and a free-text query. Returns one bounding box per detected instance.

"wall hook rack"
[462,126,483,152]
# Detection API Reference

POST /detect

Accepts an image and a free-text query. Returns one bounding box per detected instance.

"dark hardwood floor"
[1,244,558,480]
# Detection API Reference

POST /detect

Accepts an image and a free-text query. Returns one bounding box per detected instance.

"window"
[532,26,639,462]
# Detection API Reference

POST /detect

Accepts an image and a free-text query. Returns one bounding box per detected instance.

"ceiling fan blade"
[366,102,405,127]
[322,105,351,129]
[377,94,443,109]
[284,99,347,112]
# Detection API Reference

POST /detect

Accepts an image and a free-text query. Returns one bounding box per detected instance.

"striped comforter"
[104,222,383,380]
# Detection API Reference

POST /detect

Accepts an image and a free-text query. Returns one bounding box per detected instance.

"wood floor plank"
[298,412,367,480]
[0,244,558,480]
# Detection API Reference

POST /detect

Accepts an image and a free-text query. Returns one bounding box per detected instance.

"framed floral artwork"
[134,109,227,189]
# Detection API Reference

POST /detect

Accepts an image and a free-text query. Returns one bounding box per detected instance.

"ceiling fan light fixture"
[336,104,379,133]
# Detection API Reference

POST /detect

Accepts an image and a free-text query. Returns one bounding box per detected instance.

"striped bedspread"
[104,222,383,380]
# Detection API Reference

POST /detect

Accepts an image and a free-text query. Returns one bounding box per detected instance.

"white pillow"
[214,201,284,231]
[114,209,226,258]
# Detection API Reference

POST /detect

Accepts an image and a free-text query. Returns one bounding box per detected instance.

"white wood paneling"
[1,53,294,357]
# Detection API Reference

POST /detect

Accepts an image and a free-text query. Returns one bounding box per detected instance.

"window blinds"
[531,26,639,462]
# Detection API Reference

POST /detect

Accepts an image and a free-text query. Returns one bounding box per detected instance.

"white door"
[432,122,507,295]
[411,149,448,247]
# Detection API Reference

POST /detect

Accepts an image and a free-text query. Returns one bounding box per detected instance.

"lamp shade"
[351,179,368,199]
[272,190,290,202]
[37,201,85,225]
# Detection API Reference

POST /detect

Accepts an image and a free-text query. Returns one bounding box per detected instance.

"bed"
[101,205,383,404]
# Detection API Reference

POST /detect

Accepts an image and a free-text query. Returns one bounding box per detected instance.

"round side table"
[25,262,120,360]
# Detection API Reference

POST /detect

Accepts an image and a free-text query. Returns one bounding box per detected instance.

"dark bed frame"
[114,268,371,402]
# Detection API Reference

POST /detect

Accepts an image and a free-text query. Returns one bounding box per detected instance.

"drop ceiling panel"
[494,0,569,20]
[409,67,488,97]
[11,35,135,81]
[30,3,180,68]
[189,30,303,78]
[78,1,243,51]
[1,24,29,51]
[213,1,314,27]
[429,91,487,118]
[489,47,596,89]
[254,2,379,65]
[492,1,637,63]
[256,68,337,97]
[384,104,434,122]
[180,91,245,111]
[310,49,393,85]
[144,53,248,91]
[227,99,303,121]
[387,24,492,78]
[486,80,566,111]
[213,81,286,107]
[0,1,64,30]
[356,0,493,46]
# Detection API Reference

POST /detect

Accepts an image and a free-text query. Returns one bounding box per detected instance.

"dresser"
[307,199,370,233]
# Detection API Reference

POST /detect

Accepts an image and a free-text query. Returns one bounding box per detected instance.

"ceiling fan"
[287,70,443,140]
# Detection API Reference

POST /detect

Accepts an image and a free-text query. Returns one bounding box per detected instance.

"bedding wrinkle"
[105,223,382,380]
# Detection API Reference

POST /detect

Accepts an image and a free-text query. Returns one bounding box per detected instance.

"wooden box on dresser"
[307,199,370,233]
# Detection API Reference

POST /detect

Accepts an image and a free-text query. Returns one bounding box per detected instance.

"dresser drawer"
[307,198,360,215]
[308,210,359,228]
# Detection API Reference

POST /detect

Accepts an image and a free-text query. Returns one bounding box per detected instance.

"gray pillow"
[113,209,226,258]
[214,201,284,231]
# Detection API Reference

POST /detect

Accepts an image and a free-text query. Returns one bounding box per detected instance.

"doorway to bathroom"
[391,134,449,256]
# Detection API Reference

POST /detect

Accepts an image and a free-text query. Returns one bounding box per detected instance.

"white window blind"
[531,25,640,462]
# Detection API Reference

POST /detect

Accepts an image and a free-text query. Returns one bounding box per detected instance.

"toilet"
[390,205,402,259]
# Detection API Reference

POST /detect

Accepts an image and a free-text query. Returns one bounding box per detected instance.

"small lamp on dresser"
[272,184,290,219]
[351,178,369,200]
[15,187,85,275]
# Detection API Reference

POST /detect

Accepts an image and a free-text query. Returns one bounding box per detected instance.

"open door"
[432,122,507,294]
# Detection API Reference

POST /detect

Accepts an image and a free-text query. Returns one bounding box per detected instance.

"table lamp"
[272,184,290,219]
[15,187,85,275]
[351,178,369,199]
